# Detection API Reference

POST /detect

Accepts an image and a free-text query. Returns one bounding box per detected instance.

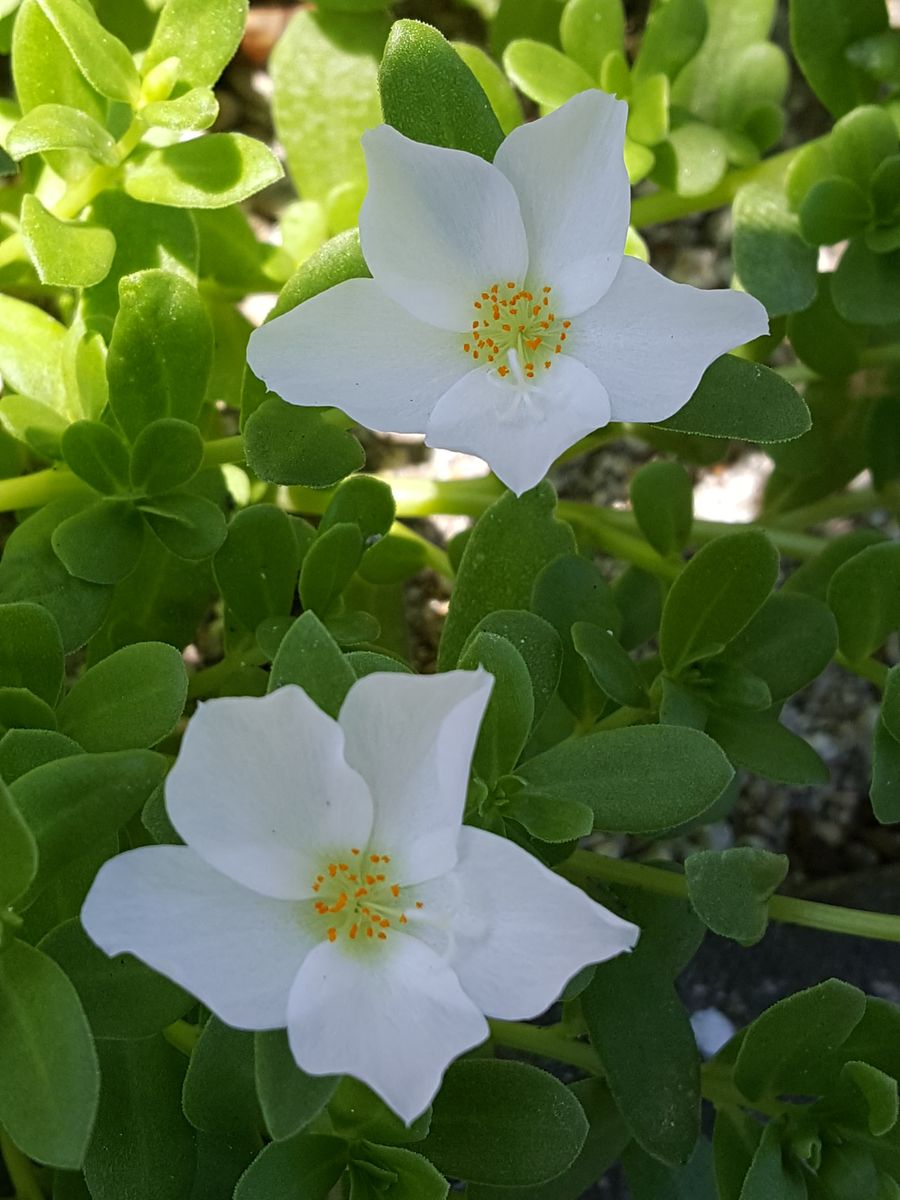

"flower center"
[462,281,571,382]
[311,848,422,946]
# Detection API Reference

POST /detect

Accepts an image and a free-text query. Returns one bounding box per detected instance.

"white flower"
[81,670,637,1122]
[247,89,768,496]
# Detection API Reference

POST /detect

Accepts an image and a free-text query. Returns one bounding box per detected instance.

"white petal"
[246,278,468,435]
[81,846,313,1029]
[166,687,373,901]
[425,355,611,496]
[360,125,529,331]
[338,670,493,885]
[566,257,770,424]
[493,91,630,316]
[287,934,488,1123]
[446,827,639,1019]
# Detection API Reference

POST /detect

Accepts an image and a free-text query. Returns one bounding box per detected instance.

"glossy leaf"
[124,134,283,209]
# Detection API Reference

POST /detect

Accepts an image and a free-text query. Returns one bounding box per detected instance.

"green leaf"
[652,122,730,197]
[503,39,594,110]
[786,272,862,379]
[381,21,504,159]
[872,715,900,824]
[0,499,111,652]
[139,491,227,561]
[559,0,624,75]
[235,1135,347,1200]
[143,0,248,88]
[331,1077,431,1146]
[82,192,199,340]
[124,133,283,209]
[0,778,38,907]
[243,397,365,488]
[707,708,829,785]
[832,241,900,326]
[467,1078,629,1200]
[6,102,117,164]
[733,978,866,1102]
[504,790,594,842]
[655,355,811,443]
[419,1059,588,1186]
[660,530,778,676]
[299,522,364,616]
[20,194,115,288]
[271,7,387,204]
[518,724,734,832]
[712,1106,761,1200]
[51,498,146,585]
[883,665,900,743]
[352,1143,449,1199]
[671,0,776,122]
[0,395,68,459]
[0,601,64,705]
[0,687,56,737]
[35,0,140,102]
[57,642,187,751]
[452,41,522,136]
[0,940,99,1169]
[799,177,872,245]
[735,1121,807,1200]
[439,484,574,670]
[459,634,533,784]
[685,846,788,945]
[255,1030,340,1141]
[108,269,212,441]
[462,610,562,729]
[0,729,80,785]
[214,506,301,633]
[831,105,899,186]
[84,1037,196,1200]
[357,535,427,585]
[62,421,131,496]
[629,460,694,557]
[141,87,219,132]
[733,183,818,316]
[623,1140,717,1200]
[720,590,837,702]
[828,541,900,661]
[572,622,649,709]
[183,1017,259,1135]
[0,293,67,408]
[38,918,191,1039]
[320,475,396,542]
[633,0,706,83]
[583,891,701,1166]
[11,0,108,182]
[790,0,888,116]
[12,750,165,900]
[129,418,204,496]
[269,611,355,718]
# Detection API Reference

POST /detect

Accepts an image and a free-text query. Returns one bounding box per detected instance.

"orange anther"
[562,320,571,328]
[560,332,567,341]
[474,301,482,309]
[351,848,360,855]
[312,884,320,893]
[380,918,390,928]
[365,875,376,885]
[526,337,542,351]
[366,927,374,938]
[378,931,387,940]
[315,901,328,913]
[497,365,509,377]
[370,855,380,863]
[463,343,470,352]
[415,901,424,910]
[355,887,368,898]
[327,927,337,942]
[376,874,385,882]
[506,281,515,288]
[338,863,348,871]
[399,914,408,924]
[543,285,552,293]
[328,864,337,878]
[532,305,541,316]
[382,856,390,863]
[349,924,359,940]
[502,324,511,332]
[391,884,400,897]
[544,360,551,369]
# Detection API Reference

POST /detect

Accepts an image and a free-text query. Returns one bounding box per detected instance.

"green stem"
[836,653,890,690]
[0,1130,44,1200]
[164,1019,200,1056]
[557,501,681,580]
[489,1019,601,1072]
[591,705,650,732]
[564,850,900,943]
[630,142,813,228]
[187,641,266,700]
[770,487,885,531]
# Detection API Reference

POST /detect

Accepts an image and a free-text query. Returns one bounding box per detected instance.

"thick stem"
[563,850,900,943]
[630,141,815,228]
